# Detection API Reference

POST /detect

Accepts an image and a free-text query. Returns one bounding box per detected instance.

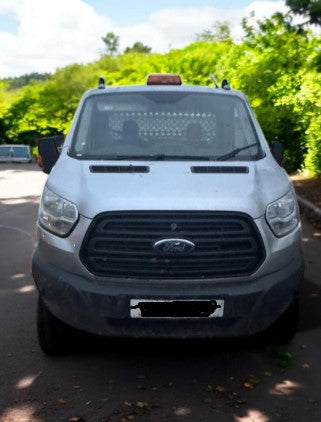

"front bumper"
[32,247,304,339]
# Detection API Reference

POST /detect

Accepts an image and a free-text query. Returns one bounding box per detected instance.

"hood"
[47,154,292,220]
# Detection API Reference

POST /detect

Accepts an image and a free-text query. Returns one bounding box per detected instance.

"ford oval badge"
[153,239,195,254]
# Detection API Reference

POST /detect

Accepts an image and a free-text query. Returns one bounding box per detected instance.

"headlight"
[266,191,299,237]
[39,187,78,236]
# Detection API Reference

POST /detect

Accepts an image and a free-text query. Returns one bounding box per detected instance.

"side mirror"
[270,141,284,167]
[37,136,65,174]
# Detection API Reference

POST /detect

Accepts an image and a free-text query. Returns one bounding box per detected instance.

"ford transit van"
[32,74,304,354]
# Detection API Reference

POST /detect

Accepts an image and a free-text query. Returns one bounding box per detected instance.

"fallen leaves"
[215,385,226,394]
[206,384,225,393]
[173,407,191,416]
[136,401,149,409]
[123,401,132,408]
[57,398,68,405]
[231,399,247,409]
[243,381,255,390]
[243,375,260,390]
[204,382,247,410]
[122,400,159,412]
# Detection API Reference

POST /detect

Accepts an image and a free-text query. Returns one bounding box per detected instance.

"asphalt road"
[1,164,321,422]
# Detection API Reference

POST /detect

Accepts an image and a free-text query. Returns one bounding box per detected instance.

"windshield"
[70,91,263,161]
[12,146,30,158]
[0,146,11,157]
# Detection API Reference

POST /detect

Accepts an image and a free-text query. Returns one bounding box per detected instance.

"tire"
[263,299,299,344]
[37,296,76,355]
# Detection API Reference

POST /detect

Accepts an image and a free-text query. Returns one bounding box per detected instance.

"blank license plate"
[130,299,224,319]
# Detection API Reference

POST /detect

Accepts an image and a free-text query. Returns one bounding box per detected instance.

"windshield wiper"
[215,143,259,161]
[101,154,211,161]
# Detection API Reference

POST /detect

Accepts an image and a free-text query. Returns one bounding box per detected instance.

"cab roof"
[83,83,246,101]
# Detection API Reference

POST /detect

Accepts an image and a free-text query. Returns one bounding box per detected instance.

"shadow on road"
[298,278,321,331]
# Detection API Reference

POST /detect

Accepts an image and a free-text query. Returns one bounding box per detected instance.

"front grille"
[80,212,265,279]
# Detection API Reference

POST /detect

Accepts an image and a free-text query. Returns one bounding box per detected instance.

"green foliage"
[124,42,152,54]
[305,116,321,175]
[101,32,120,56]
[286,0,321,25]
[1,16,321,174]
[5,72,50,90]
[233,13,315,172]
[196,21,232,43]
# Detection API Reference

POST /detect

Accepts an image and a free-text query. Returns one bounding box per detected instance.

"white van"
[33,74,304,355]
[0,144,32,163]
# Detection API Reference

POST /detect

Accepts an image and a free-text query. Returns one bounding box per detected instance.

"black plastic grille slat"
[89,259,254,272]
[80,211,265,279]
[191,166,249,174]
[88,254,256,265]
[90,165,149,173]
[91,238,256,255]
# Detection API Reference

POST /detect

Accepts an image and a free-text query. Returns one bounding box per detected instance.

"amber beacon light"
[146,74,182,85]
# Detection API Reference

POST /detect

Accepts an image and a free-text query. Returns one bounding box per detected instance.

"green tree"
[124,42,152,54]
[5,72,50,90]
[101,32,120,56]
[238,13,321,173]
[196,21,231,43]
[286,0,321,25]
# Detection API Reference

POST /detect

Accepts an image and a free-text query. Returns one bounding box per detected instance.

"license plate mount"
[130,299,224,319]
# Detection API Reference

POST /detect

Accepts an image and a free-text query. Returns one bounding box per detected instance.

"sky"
[0,0,288,78]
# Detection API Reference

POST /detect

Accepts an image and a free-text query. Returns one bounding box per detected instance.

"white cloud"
[0,0,112,76]
[123,2,288,50]
[0,0,289,77]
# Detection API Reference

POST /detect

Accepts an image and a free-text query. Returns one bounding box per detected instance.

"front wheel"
[37,296,77,355]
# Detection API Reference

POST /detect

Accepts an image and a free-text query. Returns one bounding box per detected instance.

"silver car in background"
[32,74,304,355]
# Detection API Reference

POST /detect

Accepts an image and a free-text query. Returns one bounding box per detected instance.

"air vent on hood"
[191,166,249,174]
[90,165,150,173]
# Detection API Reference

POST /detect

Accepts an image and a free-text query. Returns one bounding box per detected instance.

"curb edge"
[297,194,321,220]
